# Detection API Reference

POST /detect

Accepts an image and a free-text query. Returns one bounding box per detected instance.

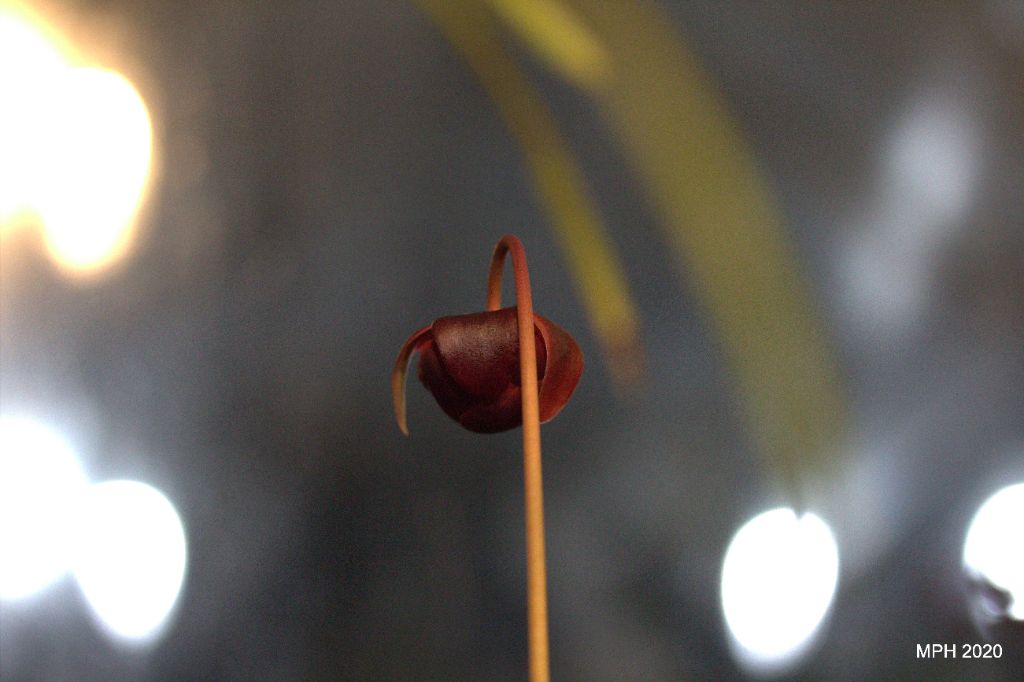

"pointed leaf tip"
[392,325,433,436]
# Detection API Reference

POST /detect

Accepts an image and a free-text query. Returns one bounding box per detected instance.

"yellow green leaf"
[568,0,848,499]
[417,0,645,387]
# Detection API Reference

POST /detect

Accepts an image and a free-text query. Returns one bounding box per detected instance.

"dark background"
[2,1,1022,679]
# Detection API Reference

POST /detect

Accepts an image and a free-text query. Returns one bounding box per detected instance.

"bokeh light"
[71,480,187,644]
[0,415,89,601]
[35,66,153,273]
[0,5,153,276]
[0,5,68,227]
[963,482,1024,621]
[841,90,979,340]
[721,508,840,675]
[885,93,978,227]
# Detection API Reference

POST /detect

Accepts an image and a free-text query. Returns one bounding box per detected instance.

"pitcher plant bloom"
[392,306,582,434]
[391,235,581,682]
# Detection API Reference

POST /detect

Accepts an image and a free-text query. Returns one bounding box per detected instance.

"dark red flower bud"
[393,306,583,434]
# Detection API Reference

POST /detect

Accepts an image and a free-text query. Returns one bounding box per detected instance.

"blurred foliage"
[420,0,848,501]
[417,0,645,387]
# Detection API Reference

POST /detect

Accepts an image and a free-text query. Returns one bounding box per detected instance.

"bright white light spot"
[963,482,1024,620]
[72,480,187,644]
[0,416,89,601]
[0,8,153,276]
[36,67,153,273]
[721,508,839,674]
[840,90,980,342]
[0,7,68,227]
[885,95,977,226]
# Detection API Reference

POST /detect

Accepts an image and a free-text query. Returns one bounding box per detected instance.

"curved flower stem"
[487,235,549,682]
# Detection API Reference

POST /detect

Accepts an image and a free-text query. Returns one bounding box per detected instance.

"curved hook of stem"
[487,234,549,682]
[392,325,433,436]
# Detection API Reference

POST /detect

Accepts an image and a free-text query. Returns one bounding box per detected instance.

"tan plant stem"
[487,235,549,682]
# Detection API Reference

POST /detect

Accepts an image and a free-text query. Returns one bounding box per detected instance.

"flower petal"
[431,308,527,398]
[535,315,584,423]
[425,308,532,433]
[420,307,579,433]
[417,338,497,430]
[391,325,434,435]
